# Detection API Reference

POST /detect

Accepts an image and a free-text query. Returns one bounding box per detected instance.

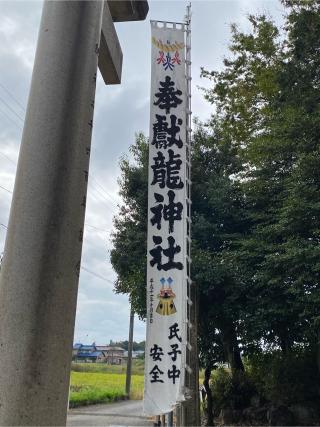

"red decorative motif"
[172,51,181,65]
[157,51,165,65]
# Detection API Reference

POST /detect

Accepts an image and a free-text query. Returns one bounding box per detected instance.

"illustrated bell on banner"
[156,277,177,316]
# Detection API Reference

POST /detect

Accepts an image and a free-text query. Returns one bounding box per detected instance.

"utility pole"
[0,1,148,425]
[126,305,135,397]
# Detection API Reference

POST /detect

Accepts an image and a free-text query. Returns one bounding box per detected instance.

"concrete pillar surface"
[0,1,103,425]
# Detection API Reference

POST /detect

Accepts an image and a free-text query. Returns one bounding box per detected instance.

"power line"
[0,217,109,234]
[81,265,114,284]
[90,175,119,206]
[0,107,23,131]
[0,95,25,123]
[85,223,111,233]
[0,220,114,283]
[88,185,117,214]
[0,125,117,214]
[89,180,118,210]
[0,151,16,166]
[0,145,117,215]
[0,83,119,217]
[0,82,26,113]
[0,83,118,214]
[0,185,13,194]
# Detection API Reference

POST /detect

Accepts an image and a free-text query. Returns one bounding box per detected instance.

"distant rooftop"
[73,343,125,352]
[76,351,103,358]
[105,346,125,351]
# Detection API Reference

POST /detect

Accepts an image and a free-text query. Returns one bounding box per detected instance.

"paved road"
[67,400,153,426]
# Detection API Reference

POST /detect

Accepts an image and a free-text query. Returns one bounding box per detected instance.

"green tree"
[110,133,148,318]
[111,1,320,399]
[111,124,250,373]
[191,122,249,372]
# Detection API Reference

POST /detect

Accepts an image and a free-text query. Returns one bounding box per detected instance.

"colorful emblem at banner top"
[156,277,177,316]
[153,38,183,70]
[157,51,181,71]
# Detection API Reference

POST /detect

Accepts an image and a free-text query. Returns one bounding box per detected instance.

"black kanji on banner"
[150,190,183,233]
[149,236,183,271]
[168,322,182,342]
[149,344,164,361]
[168,343,182,362]
[167,365,181,384]
[151,150,184,190]
[154,76,183,114]
[152,114,183,149]
[149,365,164,383]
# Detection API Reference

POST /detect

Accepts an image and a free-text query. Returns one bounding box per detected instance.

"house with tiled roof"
[72,343,104,363]
[103,346,126,365]
[72,343,126,364]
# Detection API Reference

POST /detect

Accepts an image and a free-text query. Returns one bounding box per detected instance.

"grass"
[70,361,203,408]
[69,362,145,408]
[71,359,144,375]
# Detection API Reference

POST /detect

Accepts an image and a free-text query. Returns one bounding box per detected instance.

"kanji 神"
[149,236,183,271]
[149,365,164,383]
[152,114,183,149]
[151,150,184,190]
[168,343,182,362]
[150,344,164,362]
[168,322,182,342]
[154,76,183,114]
[168,364,181,384]
[150,190,183,233]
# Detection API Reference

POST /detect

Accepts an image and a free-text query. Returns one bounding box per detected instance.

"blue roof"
[77,351,103,358]
[73,343,82,349]
[91,351,103,357]
[79,345,95,350]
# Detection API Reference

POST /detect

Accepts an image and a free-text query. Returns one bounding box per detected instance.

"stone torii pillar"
[0,1,148,425]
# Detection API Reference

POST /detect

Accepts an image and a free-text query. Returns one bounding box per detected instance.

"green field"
[69,362,205,408]
[71,359,144,375]
[69,362,144,407]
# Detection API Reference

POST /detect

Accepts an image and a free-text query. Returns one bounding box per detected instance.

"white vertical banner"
[144,22,188,416]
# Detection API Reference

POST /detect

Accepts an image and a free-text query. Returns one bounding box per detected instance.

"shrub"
[211,368,257,413]
[210,349,320,419]
[248,348,319,405]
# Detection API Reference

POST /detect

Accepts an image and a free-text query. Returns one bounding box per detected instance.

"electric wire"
[81,266,114,284]
[85,223,111,233]
[0,141,117,216]
[0,82,26,113]
[0,151,16,166]
[0,107,23,131]
[89,180,118,210]
[90,175,119,207]
[0,86,120,215]
[0,184,12,194]
[0,219,113,282]
[0,95,25,123]
[0,83,119,284]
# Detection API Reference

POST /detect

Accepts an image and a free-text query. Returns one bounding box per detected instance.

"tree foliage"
[111,1,320,381]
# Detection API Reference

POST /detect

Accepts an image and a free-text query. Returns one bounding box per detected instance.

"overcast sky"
[0,0,285,345]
